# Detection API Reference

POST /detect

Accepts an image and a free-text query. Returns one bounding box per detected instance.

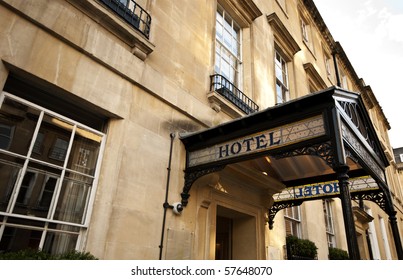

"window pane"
[0,97,41,156]
[276,83,284,103]
[223,28,232,50]
[49,138,69,162]
[32,132,45,155]
[0,226,42,252]
[0,124,13,150]
[66,127,102,176]
[32,114,73,166]
[42,231,78,255]
[31,114,74,167]
[53,174,92,224]
[215,50,220,73]
[221,59,231,81]
[215,4,241,88]
[0,218,44,251]
[275,64,283,81]
[0,93,105,254]
[0,158,21,212]
[13,169,60,219]
[15,171,36,205]
[38,177,58,209]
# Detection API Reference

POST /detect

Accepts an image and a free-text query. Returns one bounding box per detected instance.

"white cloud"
[314,0,403,147]
[357,0,377,23]
[377,13,403,43]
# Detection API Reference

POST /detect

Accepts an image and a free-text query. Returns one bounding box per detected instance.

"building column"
[336,164,360,259]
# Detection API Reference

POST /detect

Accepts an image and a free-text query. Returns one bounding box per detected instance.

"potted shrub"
[328,247,349,260]
[286,235,318,260]
[0,249,98,260]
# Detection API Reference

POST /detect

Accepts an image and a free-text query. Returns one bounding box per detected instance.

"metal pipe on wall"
[159,132,176,260]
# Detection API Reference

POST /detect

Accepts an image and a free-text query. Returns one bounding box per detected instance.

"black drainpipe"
[159,132,176,260]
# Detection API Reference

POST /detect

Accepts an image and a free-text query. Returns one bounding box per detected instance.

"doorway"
[215,205,257,260]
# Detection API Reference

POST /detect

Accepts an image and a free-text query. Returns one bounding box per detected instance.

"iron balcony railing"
[210,74,259,115]
[100,0,151,38]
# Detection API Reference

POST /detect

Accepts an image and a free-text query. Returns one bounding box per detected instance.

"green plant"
[0,248,50,260]
[0,249,98,260]
[286,235,318,260]
[328,247,349,260]
[54,250,98,260]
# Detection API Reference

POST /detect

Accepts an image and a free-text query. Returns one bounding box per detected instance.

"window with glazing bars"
[323,199,336,248]
[284,206,301,238]
[0,93,105,255]
[215,4,242,91]
[275,50,289,104]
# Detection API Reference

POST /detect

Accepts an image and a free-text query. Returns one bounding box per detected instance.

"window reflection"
[31,114,74,167]
[54,175,92,224]
[0,94,105,255]
[13,168,60,219]
[0,98,41,156]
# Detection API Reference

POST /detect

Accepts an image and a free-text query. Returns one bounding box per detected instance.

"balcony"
[99,0,151,38]
[209,74,259,117]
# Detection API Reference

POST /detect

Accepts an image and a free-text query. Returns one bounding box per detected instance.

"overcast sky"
[314,0,403,149]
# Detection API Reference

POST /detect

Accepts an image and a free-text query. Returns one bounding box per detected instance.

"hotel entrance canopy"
[179,87,403,259]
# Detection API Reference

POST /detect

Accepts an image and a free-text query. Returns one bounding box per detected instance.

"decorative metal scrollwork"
[338,101,369,139]
[268,201,303,229]
[272,141,337,168]
[351,190,388,213]
[181,165,226,206]
[338,100,380,158]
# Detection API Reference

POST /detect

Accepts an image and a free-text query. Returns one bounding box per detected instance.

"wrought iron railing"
[99,0,151,38]
[210,74,259,115]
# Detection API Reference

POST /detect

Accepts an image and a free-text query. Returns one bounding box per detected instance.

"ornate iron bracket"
[268,201,303,230]
[268,142,337,229]
[351,190,386,213]
[351,189,394,215]
[181,165,226,206]
[272,141,337,169]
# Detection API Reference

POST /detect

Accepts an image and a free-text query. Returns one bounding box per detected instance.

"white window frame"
[0,92,106,253]
[366,208,381,259]
[379,216,392,259]
[323,199,336,248]
[275,49,290,104]
[215,3,243,89]
[340,69,349,90]
[301,18,309,43]
[284,206,302,238]
[324,53,332,77]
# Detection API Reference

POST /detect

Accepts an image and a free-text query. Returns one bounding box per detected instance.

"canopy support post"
[336,164,360,260]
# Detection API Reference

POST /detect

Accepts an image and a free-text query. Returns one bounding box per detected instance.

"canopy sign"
[273,176,379,202]
[188,115,325,168]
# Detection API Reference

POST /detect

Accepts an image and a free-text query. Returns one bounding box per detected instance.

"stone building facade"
[0,0,402,259]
